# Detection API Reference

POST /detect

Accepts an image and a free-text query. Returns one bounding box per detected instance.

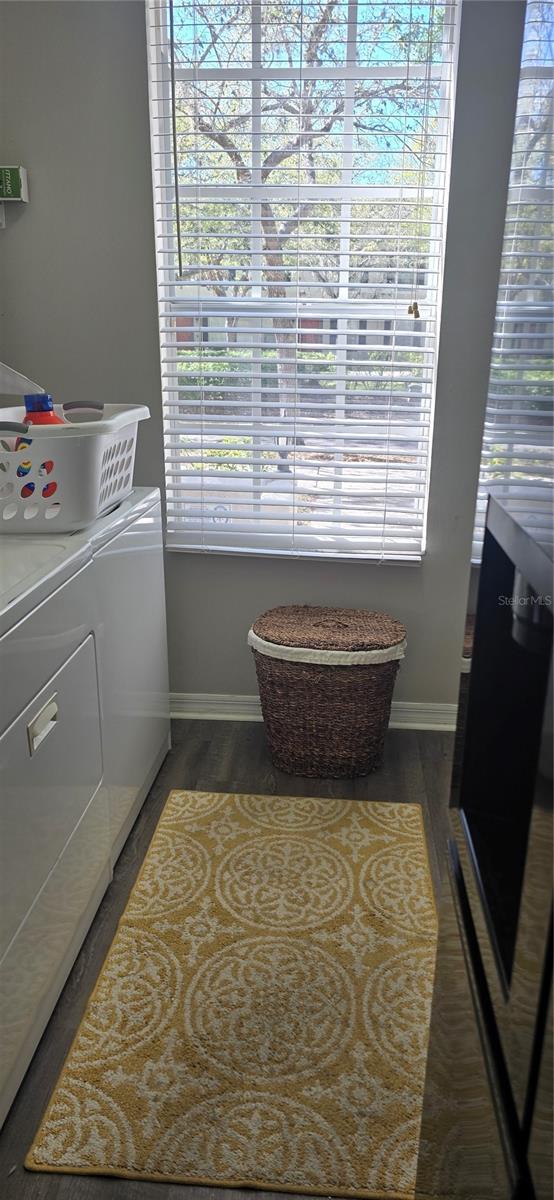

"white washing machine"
[0,487,170,1127]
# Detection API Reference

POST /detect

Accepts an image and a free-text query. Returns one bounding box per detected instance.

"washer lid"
[0,537,90,632]
[0,488,161,633]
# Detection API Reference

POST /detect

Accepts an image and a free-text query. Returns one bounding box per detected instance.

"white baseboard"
[389,701,457,730]
[170,692,457,731]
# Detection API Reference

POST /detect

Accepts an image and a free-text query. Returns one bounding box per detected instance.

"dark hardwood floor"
[0,720,454,1200]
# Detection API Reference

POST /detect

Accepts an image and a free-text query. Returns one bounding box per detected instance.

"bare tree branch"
[261,107,344,179]
[305,0,340,66]
[195,117,251,182]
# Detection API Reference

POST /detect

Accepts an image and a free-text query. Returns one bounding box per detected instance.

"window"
[147,1,458,558]
[472,0,553,560]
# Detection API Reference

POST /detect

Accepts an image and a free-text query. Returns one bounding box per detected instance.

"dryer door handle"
[27,695,58,755]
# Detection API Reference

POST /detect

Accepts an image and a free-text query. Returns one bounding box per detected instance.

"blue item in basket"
[23,395,65,426]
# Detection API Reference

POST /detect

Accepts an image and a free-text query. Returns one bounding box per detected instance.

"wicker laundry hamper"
[248,605,407,778]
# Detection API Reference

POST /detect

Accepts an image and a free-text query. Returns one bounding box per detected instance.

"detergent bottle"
[23,394,65,425]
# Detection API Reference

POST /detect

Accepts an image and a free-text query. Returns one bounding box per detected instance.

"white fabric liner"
[247,628,407,666]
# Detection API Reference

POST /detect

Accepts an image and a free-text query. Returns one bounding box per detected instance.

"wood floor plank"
[1,720,453,1200]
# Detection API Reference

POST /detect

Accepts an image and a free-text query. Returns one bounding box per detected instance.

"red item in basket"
[23,395,64,425]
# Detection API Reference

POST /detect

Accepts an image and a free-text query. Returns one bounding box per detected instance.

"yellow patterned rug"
[27,791,437,1199]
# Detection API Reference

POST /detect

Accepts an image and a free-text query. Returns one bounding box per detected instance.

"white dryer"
[0,487,170,1127]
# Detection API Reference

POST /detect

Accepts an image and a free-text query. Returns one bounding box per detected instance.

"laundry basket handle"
[0,421,29,435]
[63,402,104,413]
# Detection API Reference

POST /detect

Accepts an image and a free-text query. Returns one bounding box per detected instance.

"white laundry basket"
[0,402,149,533]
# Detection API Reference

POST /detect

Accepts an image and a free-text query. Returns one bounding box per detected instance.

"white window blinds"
[147,0,457,558]
[472,0,553,560]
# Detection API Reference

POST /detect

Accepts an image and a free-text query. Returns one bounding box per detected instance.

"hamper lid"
[251,605,406,652]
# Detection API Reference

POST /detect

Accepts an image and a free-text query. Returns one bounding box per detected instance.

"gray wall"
[0,0,164,492]
[0,2,524,704]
